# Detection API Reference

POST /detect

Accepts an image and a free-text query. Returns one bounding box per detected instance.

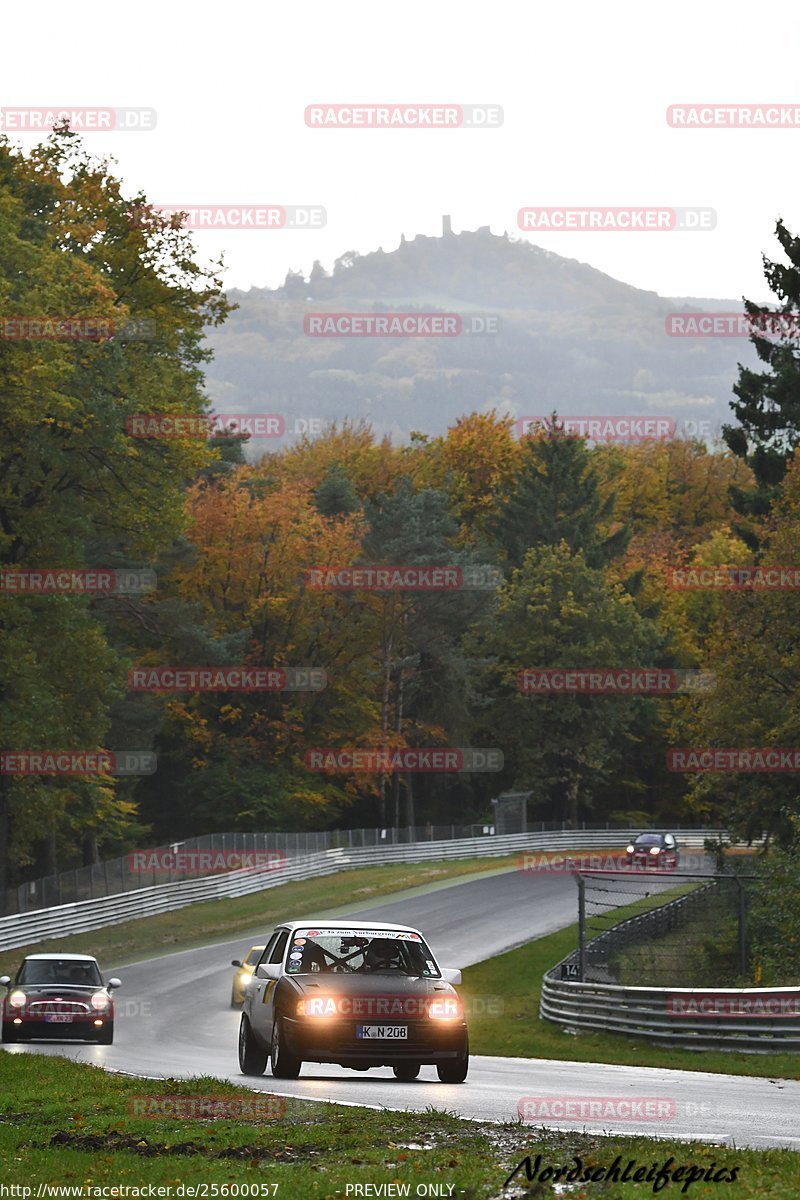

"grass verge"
[462,923,800,1080]
[0,852,548,978]
[0,1053,796,1198]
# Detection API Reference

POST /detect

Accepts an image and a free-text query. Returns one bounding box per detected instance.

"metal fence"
[0,827,724,953]
[540,871,800,1051]
[2,821,724,916]
[575,871,752,986]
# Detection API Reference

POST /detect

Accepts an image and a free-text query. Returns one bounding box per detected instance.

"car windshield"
[244,948,263,966]
[634,835,663,846]
[285,929,440,977]
[17,959,103,987]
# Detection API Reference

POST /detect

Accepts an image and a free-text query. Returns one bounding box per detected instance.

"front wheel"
[393,1062,420,1081]
[238,1015,267,1075]
[436,1047,469,1084]
[270,1015,301,1079]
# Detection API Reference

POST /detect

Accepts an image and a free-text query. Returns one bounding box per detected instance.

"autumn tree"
[0,128,231,889]
[683,452,800,846]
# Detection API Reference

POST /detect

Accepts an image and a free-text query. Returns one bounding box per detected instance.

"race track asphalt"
[4,859,799,1150]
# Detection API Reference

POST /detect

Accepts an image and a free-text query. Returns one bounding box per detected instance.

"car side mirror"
[441,968,462,986]
[231,960,242,968]
[0,976,9,987]
[107,978,122,990]
[255,963,280,980]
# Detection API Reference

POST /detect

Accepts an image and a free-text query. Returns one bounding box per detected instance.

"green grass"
[462,923,800,1080]
[0,853,540,979]
[1,1052,797,1198]
[611,902,744,988]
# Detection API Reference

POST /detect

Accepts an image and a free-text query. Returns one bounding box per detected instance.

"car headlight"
[626,845,634,854]
[650,846,661,855]
[297,996,338,1017]
[427,997,463,1021]
[91,992,110,1011]
[7,990,26,1008]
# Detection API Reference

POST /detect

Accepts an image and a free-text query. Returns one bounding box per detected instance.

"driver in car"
[363,937,403,971]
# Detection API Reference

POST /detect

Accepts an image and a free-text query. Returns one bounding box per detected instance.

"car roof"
[275,920,422,934]
[22,953,99,962]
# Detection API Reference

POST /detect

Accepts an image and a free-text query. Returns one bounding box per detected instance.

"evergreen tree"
[468,541,665,825]
[723,220,800,537]
[313,464,360,516]
[489,418,629,570]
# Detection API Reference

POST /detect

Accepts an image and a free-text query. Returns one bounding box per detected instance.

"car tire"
[1,1023,19,1044]
[270,1014,301,1079]
[95,1023,114,1045]
[436,1047,469,1084]
[238,1015,268,1076]
[392,1062,420,1081]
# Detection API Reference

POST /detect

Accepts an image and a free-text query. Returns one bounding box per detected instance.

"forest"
[2,130,800,892]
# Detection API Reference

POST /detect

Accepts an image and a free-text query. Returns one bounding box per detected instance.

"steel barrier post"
[736,876,748,978]
[577,874,586,982]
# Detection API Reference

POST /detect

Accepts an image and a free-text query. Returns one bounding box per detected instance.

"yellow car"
[230,945,265,1008]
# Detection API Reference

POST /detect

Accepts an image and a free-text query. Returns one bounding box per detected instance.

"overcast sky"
[3,1,796,300]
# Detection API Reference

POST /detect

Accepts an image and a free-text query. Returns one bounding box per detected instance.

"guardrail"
[5,820,728,916]
[540,976,800,1051]
[0,828,723,953]
[540,878,800,1051]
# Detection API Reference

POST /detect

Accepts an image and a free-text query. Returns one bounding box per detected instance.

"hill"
[203,225,760,444]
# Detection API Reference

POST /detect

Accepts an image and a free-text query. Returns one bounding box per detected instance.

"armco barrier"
[540,976,800,1051]
[540,880,800,1051]
[0,828,723,953]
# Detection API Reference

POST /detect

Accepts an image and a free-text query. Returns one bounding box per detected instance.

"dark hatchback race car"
[238,920,468,1083]
[626,832,679,870]
[0,953,121,1044]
